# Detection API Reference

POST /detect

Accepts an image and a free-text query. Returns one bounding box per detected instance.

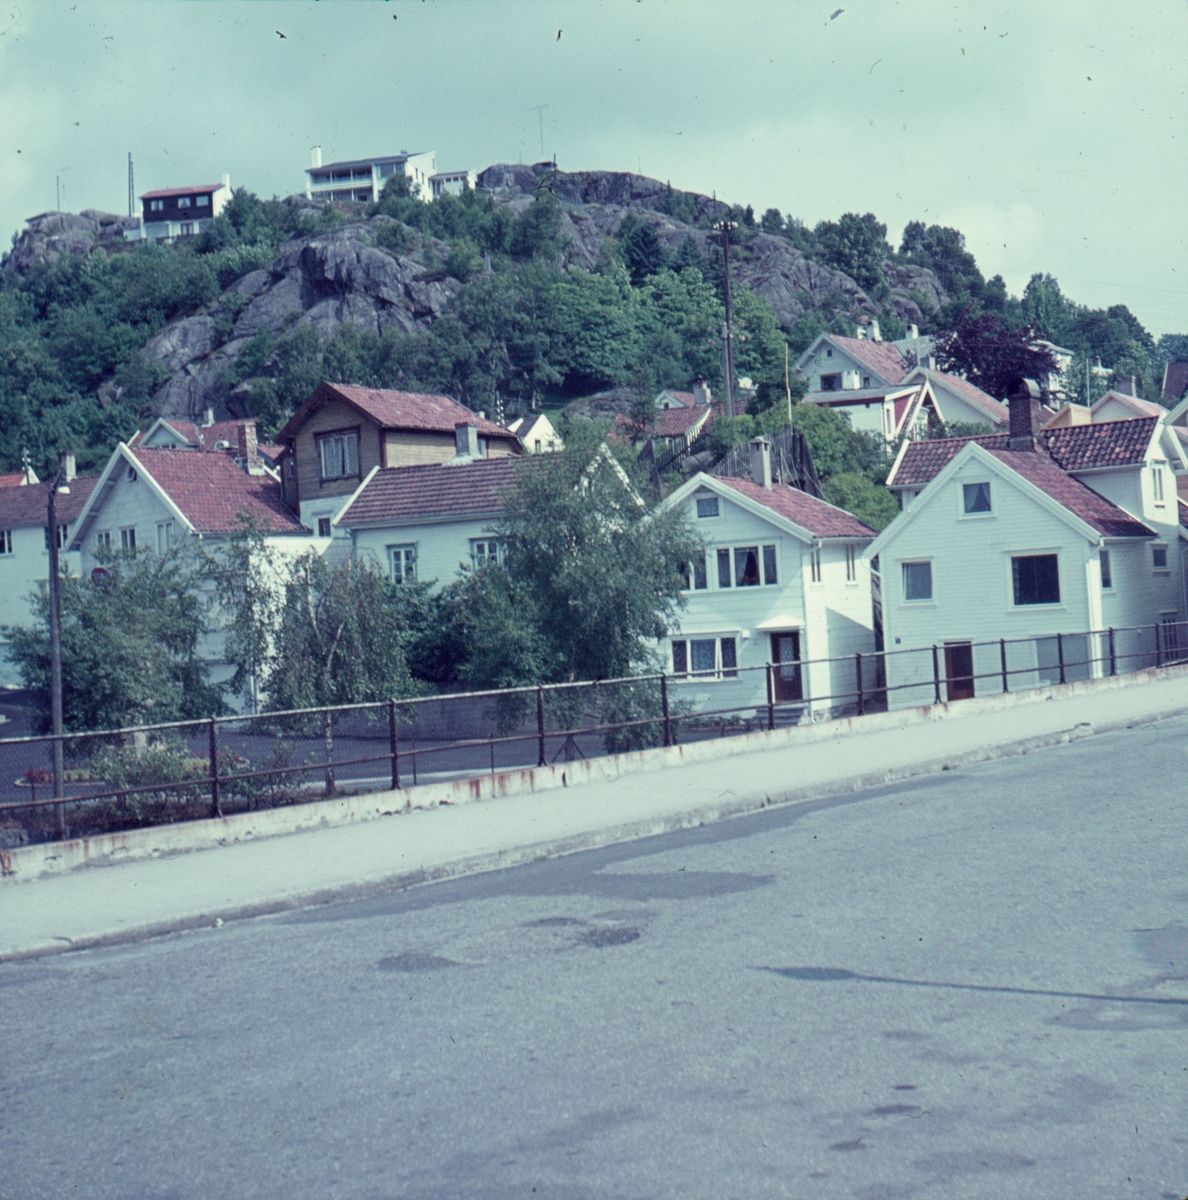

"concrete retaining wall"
[3,662,1186,884]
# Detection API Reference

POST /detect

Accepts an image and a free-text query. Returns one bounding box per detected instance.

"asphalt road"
[3,716,1187,1199]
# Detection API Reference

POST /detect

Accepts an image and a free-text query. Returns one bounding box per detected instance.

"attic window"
[825,348,833,358]
[126,467,138,483]
[695,496,720,519]
[820,374,841,392]
[963,482,992,514]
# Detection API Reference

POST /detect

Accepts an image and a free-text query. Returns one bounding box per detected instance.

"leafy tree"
[899,222,985,304]
[508,193,566,261]
[932,311,1059,400]
[812,213,890,294]
[1154,333,1188,366]
[619,218,668,284]
[1021,273,1074,344]
[4,545,224,734]
[820,472,900,532]
[759,208,784,235]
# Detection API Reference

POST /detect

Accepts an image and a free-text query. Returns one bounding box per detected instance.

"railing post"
[209,717,221,818]
[1000,638,1009,693]
[855,652,864,716]
[389,698,399,791]
[661,672,672,747]
[1057,633,1066,685]
[1108,627,1116,676]
[1155,621,1163,668]
[931,645,942,704]
[766,663,775,731]
[536,684,546,767]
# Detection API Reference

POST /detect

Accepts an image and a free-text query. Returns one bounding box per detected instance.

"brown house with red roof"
[274,382,523,533]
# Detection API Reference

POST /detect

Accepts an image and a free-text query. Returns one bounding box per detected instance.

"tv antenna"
[528,104,548,158]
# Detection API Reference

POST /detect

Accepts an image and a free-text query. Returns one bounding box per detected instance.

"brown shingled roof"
[985,450,1153,539]
[889,434,1010,488]
[1042,417,1157,471]
[715,477,875,539]
[128,448,304,534]
[278,382,520,445]
[337,457,528,528]
[826,335,910,384]
[0,477,97,529]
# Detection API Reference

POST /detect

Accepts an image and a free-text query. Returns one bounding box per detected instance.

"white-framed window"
[177,196,191,209]
[196,194,210,207]
[1152,543,1169,572]
[712,544,777,589]
[1100,549,1112,590]
[156,522,173,554]
[810,546,822,584]
[316,517,332,538]
[845,544,857,582]
[962,481,992,514]
[180,223,194,237]
[681,553,708,591]
[44,524,68,550]
[318,431,359,481]
[0,529,12,555]
[902,560,932,601]
[388,544,416,585]
[95,530,111,551]
[471,538,503,569]
[1152,463,1166,505]
[1011,553,1059,605]
[695,495,720,519]
[149,199,164,212]
[120,527,136,551]
[671,635,738,680]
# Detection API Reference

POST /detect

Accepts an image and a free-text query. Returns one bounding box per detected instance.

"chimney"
[221,172,231,193]
[1116,374,1138,397]
[1007,377,1040,450]
[58,451,76,483]
[907,324,919,339]
[455,422,480,458]
[692,377,712,406]
[311,146,322,169]
[749,436,772,489]
[870,320,881,342]
[236,420,259,470]
[202,408,215,427]
[855,325,867,340]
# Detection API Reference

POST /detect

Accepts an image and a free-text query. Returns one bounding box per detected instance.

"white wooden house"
[506,413,563,454]
[870,388,1187,708]
[658,439,877,720]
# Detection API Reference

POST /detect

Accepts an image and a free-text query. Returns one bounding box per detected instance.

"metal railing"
[0,620,1183,845]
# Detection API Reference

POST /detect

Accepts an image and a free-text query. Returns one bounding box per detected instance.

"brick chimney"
[1007,378,1040,450]
[1115,374,1138,397]
[749,436,772,489]
[236,420,260,471]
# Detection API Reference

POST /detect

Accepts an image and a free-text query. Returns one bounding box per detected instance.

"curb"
[8,704,1185,962]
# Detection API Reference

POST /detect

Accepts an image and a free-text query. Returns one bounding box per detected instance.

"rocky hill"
[3,167,948,427]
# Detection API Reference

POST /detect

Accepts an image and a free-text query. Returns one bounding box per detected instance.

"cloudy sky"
[2,0,1184,335]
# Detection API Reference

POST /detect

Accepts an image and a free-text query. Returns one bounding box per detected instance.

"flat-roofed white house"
[305,148,437,203]
[657,439,877,721]
[871,388,1187,709]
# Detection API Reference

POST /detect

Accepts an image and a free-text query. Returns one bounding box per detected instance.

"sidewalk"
[3,668,1186,961]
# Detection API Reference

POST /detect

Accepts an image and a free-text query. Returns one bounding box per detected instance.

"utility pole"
[128,152,135,219]
[529,104,548,158]
[714,220,737,412]
[45,451,72,837]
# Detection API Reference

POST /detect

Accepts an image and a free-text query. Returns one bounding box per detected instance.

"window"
[810,546,822,583]
[177,196,191,208]
[963,481,992,514]
[149,199,164,212]
[671,636,738,680]
[735,546,760,587]
[96,530,111,551]
[156,522,173,554]
[762,545,778,585]
[903,561,932,601]
[1152,544,1169,571]
[862,376,871,387]
[0,529,11,555]
[44,524,68,550]
[1012,554,1060,605]
[318,431,359,480]
[120,527,136,551]
[389,544,416,585]
[845,545,857,582]
[1100,550,1112,589]
[695,496,720,519]
[196,194,210,207]
[825,348,833,358]
[180,223,194,237]
[317,517,332,538]
[534,439,541,453]
[820,373,842,392]
[471,538,502,569]
[717,548,731,588]
[681,554,707,591]
[1153,465,1165,504]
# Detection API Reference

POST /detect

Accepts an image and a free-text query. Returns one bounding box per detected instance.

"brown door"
[770,632,803,702]
[944,642,975,701]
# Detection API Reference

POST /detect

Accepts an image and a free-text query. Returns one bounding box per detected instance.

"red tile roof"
[0,472,33,489]
[128,448,304,534]
[141,184,226,199]
[985,450,1153,538]
[914,368,1009,423]
[657,390,696,407]
[652,406,709,438]
[715,477,875,539]
[338,457,528,527]
[1042,417,1157,471]
[0,477,98,528]
[889,434,1009,488]
[826,335,910,384]
[278,382,520,445]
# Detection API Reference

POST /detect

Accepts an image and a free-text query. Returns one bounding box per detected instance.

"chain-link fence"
[1,619,1184,846]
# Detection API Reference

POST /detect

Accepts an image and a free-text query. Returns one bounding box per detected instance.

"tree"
[932,311,1059,400]
[619,218,667,284]
[4,545,224,734]
[820,472,900,533]
[812,213,890,294]
[899,222,986,304]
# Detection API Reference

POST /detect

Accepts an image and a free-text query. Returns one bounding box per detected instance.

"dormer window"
[317,430,359,481]
[1152,464,1165,505]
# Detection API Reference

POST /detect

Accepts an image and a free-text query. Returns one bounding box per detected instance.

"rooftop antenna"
[528,103,548,158]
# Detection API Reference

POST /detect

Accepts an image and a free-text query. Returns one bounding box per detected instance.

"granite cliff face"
[3,168,948,424]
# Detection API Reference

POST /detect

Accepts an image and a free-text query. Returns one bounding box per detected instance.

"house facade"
[274,382,522,534]
[872,391,1187,708]
[305,148,437,203]
[507,413,563,454]
[801,380,940,443]
[658,439,877,721]
[128,178,231,242]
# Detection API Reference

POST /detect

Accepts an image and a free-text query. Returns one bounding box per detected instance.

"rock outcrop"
[1,209,141,275]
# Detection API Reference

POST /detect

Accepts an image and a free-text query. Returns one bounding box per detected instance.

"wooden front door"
[770,632,803,702]
[944,642,975,701]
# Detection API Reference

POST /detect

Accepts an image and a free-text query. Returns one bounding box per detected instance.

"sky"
[2,0,1185,336]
